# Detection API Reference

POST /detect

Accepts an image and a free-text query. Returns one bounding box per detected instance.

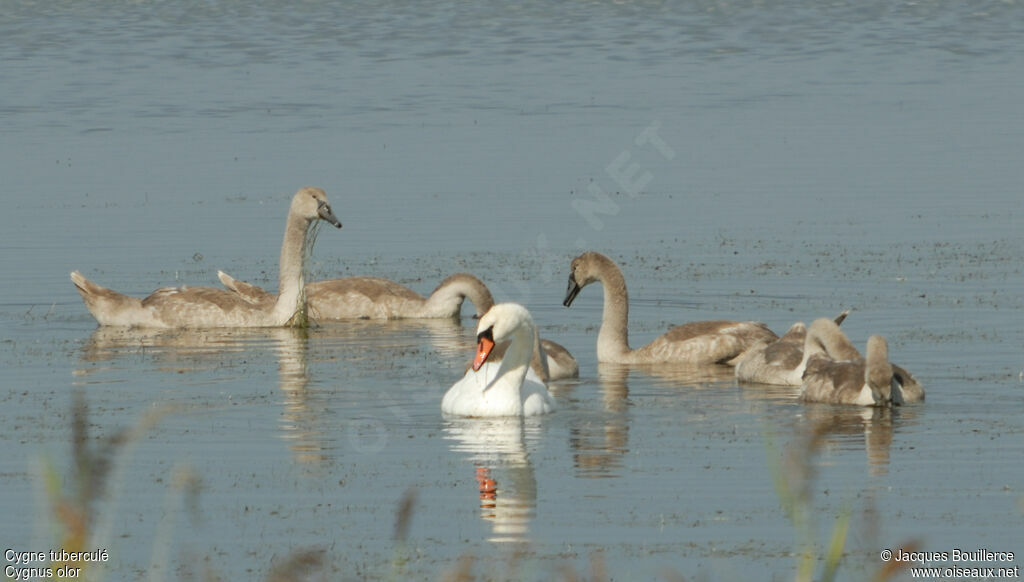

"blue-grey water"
[2,1,1023,580]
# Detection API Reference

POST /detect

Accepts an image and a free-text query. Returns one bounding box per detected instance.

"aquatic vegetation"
[766,419,923,582]
[766,422,853,582]
[37,391,171,582]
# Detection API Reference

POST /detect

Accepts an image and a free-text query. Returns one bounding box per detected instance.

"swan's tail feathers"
[70,271,146,326]
[833,309,851,327]
[71,270,106,298]
[217,270,237,290]
[217,269,272,305]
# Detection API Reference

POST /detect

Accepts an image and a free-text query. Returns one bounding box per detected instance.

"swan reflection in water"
[737,374,917,477]
[290,316,472,366]
[75,325,289,372]
[797,405,921,477]
[566,363,737,478]
[564,364,630,479]
[443,417,541,544]
[73,318,473,469]
[74,326,332,465]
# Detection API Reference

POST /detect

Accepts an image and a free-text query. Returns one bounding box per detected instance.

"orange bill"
[472,336,496,371]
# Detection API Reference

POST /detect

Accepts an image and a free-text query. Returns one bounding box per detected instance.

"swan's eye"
[477,327,494,344]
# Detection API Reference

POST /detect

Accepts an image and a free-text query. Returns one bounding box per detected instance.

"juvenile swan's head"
[564,251,616,307]
[290,186,342,228]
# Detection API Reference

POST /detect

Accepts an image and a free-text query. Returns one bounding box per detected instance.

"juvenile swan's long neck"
[802,318,860,365]
[595,260,632,361]
[273,211,311,326]
[864,335,893,401]
[423,274,495,318]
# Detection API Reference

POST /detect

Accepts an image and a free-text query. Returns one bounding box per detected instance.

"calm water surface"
[2,1,1023,580]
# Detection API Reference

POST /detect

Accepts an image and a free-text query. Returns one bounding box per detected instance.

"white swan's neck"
[272,211,311,326]
[595,263,632,361]
[474,323,536,416]
[492,324,533,389]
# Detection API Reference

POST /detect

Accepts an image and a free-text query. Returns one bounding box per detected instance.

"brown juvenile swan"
[799,319,924,405]
[734,310,851,385]
[562,251,777,365]
[70,187,341,328]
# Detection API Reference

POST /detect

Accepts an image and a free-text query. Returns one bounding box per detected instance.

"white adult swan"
[799,318,924,405]
[442,303,556,417]
[461,321,579,383]
[219,270,580,380]
[562,251,777,365]
[70,187,341,328]
[734,310,850,385]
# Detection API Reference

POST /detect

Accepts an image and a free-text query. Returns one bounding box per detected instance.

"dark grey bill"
[563,275,582,307]
[318,202,342,228]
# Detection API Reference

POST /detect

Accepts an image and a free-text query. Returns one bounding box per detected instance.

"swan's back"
[142,286,291,328]
[759,323,807,370]
[72,271,292,328]
[800,356,872,404]
[634,320,777,365]
[313,277,421,302]
[216,275,425,323]
[218,274,428,319]
[307,277,424,320]
[539,339,579,380]
[734,323,807,385]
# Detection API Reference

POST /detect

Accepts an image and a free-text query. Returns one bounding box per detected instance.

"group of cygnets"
[71,187,923,418]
